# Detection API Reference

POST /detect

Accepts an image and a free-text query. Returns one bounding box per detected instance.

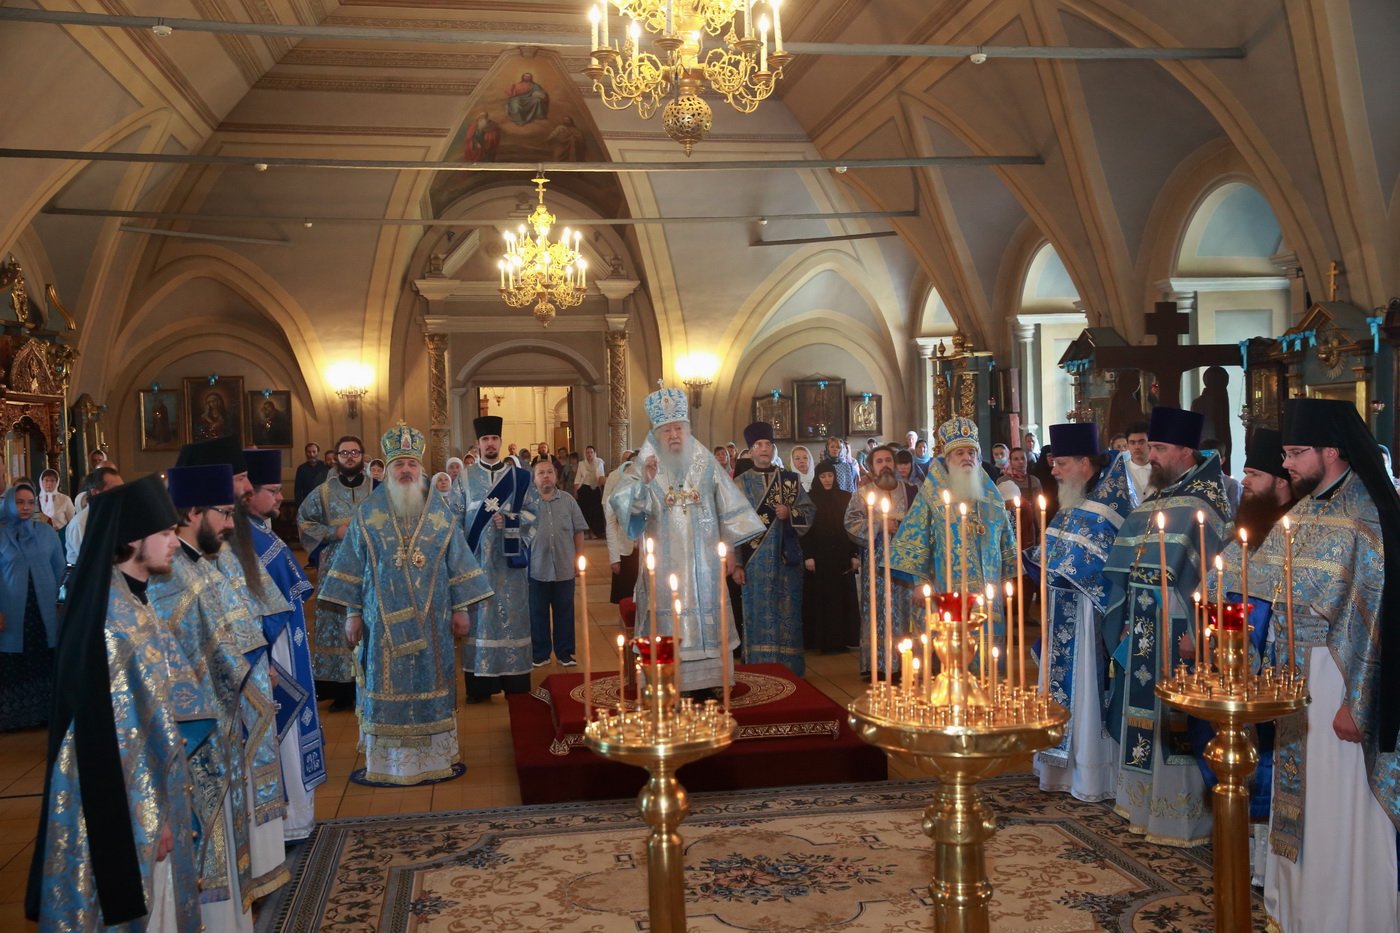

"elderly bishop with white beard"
[887,417,1016,651]
[319,424,493,786]
[610,387,765,694]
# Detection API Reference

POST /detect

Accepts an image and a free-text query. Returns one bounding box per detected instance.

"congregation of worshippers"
[8,384,1400,932]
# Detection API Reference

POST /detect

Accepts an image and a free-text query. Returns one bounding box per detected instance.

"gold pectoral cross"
[394,544,427,568]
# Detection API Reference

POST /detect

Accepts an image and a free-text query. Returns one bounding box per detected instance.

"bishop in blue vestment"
[736,421,813,675]
[321,424,493,785]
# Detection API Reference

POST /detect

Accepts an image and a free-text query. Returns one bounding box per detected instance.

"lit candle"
[645,543,657,640]
[1283,516,1295,677]
[942,612,954,705]
[579,555,591,722]
[978,595,988,684]
[1239,527,1249,616]
[922,584,933,697]
[881,496,893,687]
[899,638,914,696]
[771,0,783,53]
[758,15,768,72]
[629,20,641,65]
[1157,511,1169,679]
[665,0,673,34]
[941,489,954,593]
[919,633,929,698]
[669,574,681,698]
[718,542,730,713]
[600,3,609,47]
[1214,554,1225,673]
[589,4,600,50]
[1003,580,1014,689]
[1192,590,1201,674]
[865,491,877,688]
[984,584,994,684]
[1038,495,1048,695]
[616,633,626,712]
[1014,497,1024,691]
[991,646,1000,697]
[497,259,506,290]
[958,502,969,627]
[910,657,921,699]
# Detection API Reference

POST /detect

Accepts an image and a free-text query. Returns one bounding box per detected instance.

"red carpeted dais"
[507,663,887,804]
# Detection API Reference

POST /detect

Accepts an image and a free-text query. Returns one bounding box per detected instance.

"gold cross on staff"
[1327,260,1341,302]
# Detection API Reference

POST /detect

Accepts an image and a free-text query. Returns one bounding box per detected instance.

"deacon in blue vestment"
[843,444,920,677]
[242,449,325,842]
[887,416,1016,642]
[458,415,535,703]
[28,476,215,933]
[1213,401,1400,932]
[736,421,813,675]
[297,434,373,709]
[321,423,493,785]
[151,463,258,932]
[177,434,290,898]
[1028,423,1136,803]
[1102,406,1229,847]
[611,388,765,692]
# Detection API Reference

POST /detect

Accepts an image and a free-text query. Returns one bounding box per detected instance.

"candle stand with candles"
[1155,599,1307,933]
[848,600,1067,933]
[584,634,736,933]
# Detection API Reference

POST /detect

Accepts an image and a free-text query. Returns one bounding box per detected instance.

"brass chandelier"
[496,176,588,327]
[584,0,791,155]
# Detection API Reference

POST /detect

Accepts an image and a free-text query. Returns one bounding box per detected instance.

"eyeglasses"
[337,450,363,458]
[209,506,236,518]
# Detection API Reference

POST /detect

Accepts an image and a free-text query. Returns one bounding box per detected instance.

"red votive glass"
[935,592,964,622]
[1207,602,1248,632]
[636,635,675,663]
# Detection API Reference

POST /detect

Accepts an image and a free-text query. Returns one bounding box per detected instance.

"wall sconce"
[326,361,373,419]
[677,352,718,411]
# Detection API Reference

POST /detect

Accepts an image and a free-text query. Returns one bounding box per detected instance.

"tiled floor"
[0,537,1030,930]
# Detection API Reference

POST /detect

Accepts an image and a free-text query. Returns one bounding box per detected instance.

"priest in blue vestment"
[610,387,765,693]
[1102,406,1230,847]
[1213,400,1400,931]
[458,415,534,703]
[321,423,493,785]
[887,416,1016,645]
[242,448,325,842]
[736,420,813,675]
[1028,423,1136,803]
[28,475,216,932]
[149,463,259,932]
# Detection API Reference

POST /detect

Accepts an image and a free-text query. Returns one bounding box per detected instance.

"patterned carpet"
[270,773,1263,932]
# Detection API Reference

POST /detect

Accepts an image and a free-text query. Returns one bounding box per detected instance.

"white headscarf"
[789,445,815,490]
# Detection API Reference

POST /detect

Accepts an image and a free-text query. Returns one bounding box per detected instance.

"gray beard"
[873,469,899,490]
[947,463,984,502]
[1058,476,1089,511]
[654,434,698,481]
[388,478,428,521]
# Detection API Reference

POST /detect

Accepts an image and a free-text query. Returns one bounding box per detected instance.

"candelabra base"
[1157,671,1309,933]
[849,692,1067,933]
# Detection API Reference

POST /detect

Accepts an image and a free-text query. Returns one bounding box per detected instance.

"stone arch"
[454,338,604,388]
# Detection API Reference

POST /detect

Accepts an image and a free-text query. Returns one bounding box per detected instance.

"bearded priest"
[886,416,1016,648]
[319,424,493,786]
[610,387,764,694]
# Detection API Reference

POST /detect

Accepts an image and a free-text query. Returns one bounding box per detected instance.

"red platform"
[507,663,887,804]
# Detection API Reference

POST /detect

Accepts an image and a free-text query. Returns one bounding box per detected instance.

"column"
[1014,320,1037,440]
[424,331,449,475]
[913,338,939,439]
[533,385,549,450]
[605,316,630,467]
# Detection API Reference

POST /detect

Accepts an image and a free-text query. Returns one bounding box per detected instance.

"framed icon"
[793,377,846,440]
[247,389,294,448]
[847,393,882,436]
[137,388,182,451]
[184,376,244,444]
[751,391,794,440]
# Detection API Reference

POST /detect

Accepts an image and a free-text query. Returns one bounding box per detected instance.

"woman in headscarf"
[443,458,468,515]
[800,461,861,653]
[790,445,815,491]
[0,482,68,730]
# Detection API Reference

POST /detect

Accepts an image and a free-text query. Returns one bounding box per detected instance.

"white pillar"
[1014,320,1038,441]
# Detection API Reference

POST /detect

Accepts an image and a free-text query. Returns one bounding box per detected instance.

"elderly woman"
[0,483,67,730]
[368,458,386,486]
[432,471,453,493]
[790,445,815,491]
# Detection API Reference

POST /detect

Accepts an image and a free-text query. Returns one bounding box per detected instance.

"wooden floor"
[0,537,996,930]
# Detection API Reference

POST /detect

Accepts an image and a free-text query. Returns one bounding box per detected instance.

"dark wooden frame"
[751,392,794,441]
[793,377,847,440]
[137,388,183,451]
[184,376,244,444]
[247,389,293,448]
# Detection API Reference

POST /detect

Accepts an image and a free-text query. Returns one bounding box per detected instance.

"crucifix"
[1327,261,1341,302]
[1091,302,1240,409]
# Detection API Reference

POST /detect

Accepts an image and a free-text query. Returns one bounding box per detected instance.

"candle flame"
[1013,495,1021,509]
[1037,494,1047,510]
[984,583,994,599]
[1193,590,1201,603]
[646,537,655,555]
[1156,511,1166,530]
[616,634,625,647]
[1240,527,1248,544]
[922,583,932,597]
[673,599,682,615]
[911,657,921,672]
[941,490,951,505]
[975,595,985,606]
[1282,515,1291,531]
[898,638,912,651]
[577,555,587,572]
[943,611,952,622]
[645,552,655,571]
[1196,509,1205,524]
[1214,554,1224,570]
[920,633,928,645]
[717,541,727,558]
[959,502,968,517]
[880,496,890,514]
[668,573,679,592]
[865,490,875,506]
[1004,580,1013,596]
[992,646,1000,659]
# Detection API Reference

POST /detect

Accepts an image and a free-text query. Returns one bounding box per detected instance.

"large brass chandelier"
[496,176,588,327]
[584,0,791,155]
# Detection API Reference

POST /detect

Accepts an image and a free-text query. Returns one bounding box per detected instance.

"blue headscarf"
[0,483,41,556]
[0,482,65,656]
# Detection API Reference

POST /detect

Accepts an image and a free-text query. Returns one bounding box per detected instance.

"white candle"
[881,496,893,687]
[941,489,954,593]
[771,0,783,53]
[673,597,683,699]
[1038,495,1048,695]
[579,555,591,721]
[865,491,877,689]
[1014,496,1024,690]
[718,542,730,713]
[758,15,768,72]
[616,633,626,712]
[589,5,600,50]
[600,3,609,48]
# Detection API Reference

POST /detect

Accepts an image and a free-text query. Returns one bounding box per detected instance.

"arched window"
[1017,244,1085,439]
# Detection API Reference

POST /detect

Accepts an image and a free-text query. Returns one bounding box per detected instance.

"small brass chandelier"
[497,176,588,327]
[584,0,791,156]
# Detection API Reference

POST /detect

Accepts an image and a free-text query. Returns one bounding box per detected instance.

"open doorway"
[477,385,574,460]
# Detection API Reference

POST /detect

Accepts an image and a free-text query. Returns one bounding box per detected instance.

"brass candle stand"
[584,637,736,933]
[848,606,1068,933]
[1155,602,1309,933]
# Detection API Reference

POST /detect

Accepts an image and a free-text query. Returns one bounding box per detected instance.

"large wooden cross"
[1093,301,1240,408]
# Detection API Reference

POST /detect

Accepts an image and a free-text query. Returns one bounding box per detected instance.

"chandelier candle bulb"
[1014,496,1025,690]
[744,0,753,37]
[665,0,673,33]
[579,555,591,721]
[881,496,893,687]
[866,492,877,690]
[1157,512,1169,680]
[941,489,954,593]
[629,21,641,64]
[600,3,608,48]
[1283,516,1295,677]
[589,4,600,50]
[758,15,768,72]
[718,542,730,713]
[771,0,783,53]
[1038,495,1048,695]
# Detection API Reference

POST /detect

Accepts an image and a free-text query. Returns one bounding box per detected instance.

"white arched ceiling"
[920,287,956,335]
[1022,243,1081,306]
[1177,182,1285,276]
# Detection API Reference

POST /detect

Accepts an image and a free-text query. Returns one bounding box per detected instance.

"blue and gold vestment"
[737,467,812,675]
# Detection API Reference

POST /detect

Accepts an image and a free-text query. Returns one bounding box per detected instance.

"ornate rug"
[271,774,1262,932]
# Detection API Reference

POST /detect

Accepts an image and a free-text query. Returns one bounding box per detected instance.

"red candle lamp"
[636,635,675,664]
[935,592,964,622]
